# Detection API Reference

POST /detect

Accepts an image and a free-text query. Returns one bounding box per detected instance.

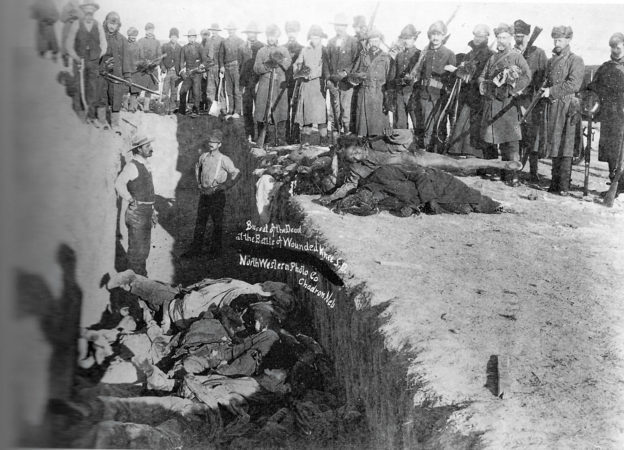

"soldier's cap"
[127,27,139,37]
[494,23,513,37]
[367,28,384,40]
[105,11,121,25]
[399,24,420,39]
[207,129,224,143]
[200,28,209,36]
[169,27,179,38]
[145,22,155,30]
[79,0,99,12]
[513,20,530,35]
[551,25,573,39]
[428,20,447,36]
[331,13,348,26]
[225,22,237,30]
[129,134,154,151]
[243,22,261,34]
[208,23,221,31]
[285,20,301,33]
[473,24,490,37]
[265,24,281,38]
[353,15,367,28]
[609,32,624,47]
[186,28,197,36]
[308,25,327,40]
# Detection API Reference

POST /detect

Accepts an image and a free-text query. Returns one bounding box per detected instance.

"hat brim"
[80,4,99,11]
[129,137,155,151]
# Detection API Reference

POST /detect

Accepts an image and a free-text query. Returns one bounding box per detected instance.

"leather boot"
[529,153,540,182]
[111,112,121,135]
[129,95,138,113]
[96,106,109,129]
[507,171,520,187]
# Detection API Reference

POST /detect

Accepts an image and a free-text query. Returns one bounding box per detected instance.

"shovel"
[208,72,224,117]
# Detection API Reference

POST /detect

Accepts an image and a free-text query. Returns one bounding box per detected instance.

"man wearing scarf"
[447,24,495,159]
[352,29,395,137]
[412,21,456,152]
[588,32,624,192]
[513,19,548,181]
[478,23,531,186]
[96,11,131,132]
[253,25,292,146]
[137,22,161,113]
[538,25,585,195]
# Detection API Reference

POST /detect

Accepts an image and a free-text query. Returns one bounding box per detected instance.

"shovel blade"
[208,101,221,117]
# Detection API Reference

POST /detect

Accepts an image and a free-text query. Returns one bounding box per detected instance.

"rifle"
[582,111,594,196]
[174,66,206,87]
[603,131,624,207]
[135,54,166,84]
[257,67,276,148]
[522,26,543,58]
[520,78,548,124]
[100,72,160,95]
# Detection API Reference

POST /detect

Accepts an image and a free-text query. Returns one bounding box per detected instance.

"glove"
[264,59,279,70]
[103,56,115,72]
[494,85,511,101]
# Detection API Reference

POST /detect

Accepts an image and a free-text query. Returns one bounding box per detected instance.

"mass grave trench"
[233,195,484,448]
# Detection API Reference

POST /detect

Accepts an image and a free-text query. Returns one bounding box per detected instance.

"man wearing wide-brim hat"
[478,23,531,186]
[65,0,108,124]
[240,22,266,135]
[587,32,624,196]
[326,13,359,135]
[204,23,225,113]
[253,24,293,145]
[292,25,329,145]
[219,22,246,118]
[351,28,395,137]
[114,134,157,276]
[285,20,304,143]
[182,129,240,258]
[179,28,204,116]
[392,24,421,130]
[537,25,585,195]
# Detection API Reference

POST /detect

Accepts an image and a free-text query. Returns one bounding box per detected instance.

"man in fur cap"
[392,24,421,130]
[160,27,182,114]
[478,23,531,186]
[137,22,161,113]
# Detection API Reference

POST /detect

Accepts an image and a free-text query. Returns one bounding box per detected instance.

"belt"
[136,200,155,205]
[225,60,239,67]
[421,78,444,89]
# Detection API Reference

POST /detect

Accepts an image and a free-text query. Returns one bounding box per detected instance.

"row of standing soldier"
[37,1,624,195]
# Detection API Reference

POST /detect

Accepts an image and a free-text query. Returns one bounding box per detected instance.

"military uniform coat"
[127,39,142,94]
[180,42,204,71]
[541,47,585,158]
[253,44,292,123]
[286,39,304,90]
[294,45,327,125]
[137,36,161,90]
[354,48,395,136]
[588,57,624,166]
[241,40,265,86]
[479,48,531,144]
[513,45,548,110]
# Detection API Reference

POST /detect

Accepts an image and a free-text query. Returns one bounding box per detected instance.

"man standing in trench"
[183,130,240,259]
[115,134,158,277]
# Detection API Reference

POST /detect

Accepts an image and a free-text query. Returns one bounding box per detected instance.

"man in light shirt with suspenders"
[183,129,240,258]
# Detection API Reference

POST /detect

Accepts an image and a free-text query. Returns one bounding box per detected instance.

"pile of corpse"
[251,129,521,221]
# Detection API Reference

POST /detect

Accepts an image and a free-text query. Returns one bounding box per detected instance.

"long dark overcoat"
[253,45,292,123]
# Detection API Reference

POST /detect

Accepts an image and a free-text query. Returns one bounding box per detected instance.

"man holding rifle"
[253,25,292,146]
[478,23,531,186]
[513,19,548,182]
[160,28,182,115]
[178,29,204,117]
[137,22,161,113]
[588,32,624,198]
[538,26,585,196]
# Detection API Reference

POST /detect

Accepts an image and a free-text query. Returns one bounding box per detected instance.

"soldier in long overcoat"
[294,25,329,145]
[392,24,421,130]
[447,24,494,158]
[285,21,304,143]
[352,29,395,137]
[126,27,141,112]
[537,26,584,194]
[137,23,161,112]
[241,23,265,136]
[513,19,548,180]
[96,11,131,132]
[254,25,292,145]
[479,23,531,185]
[588,32,624,189]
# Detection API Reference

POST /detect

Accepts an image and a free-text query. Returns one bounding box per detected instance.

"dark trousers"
[500,141,520,181]
[551,156,572,192]
[180,73,202,112]
[73,59,100,117]
[192,191,225,252]
[125,204,153,276]
[224,62,242,115]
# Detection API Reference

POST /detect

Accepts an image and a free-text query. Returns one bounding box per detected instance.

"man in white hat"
[179,28,204,116]
[65,0,107,124]
[326,13,359,135]
[219,22,246,118]
[114,134,157,276]
[241,22,266,132]
[204,23,225,113]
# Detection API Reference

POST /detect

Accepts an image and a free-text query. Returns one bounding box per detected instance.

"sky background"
[6,0,624,64]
